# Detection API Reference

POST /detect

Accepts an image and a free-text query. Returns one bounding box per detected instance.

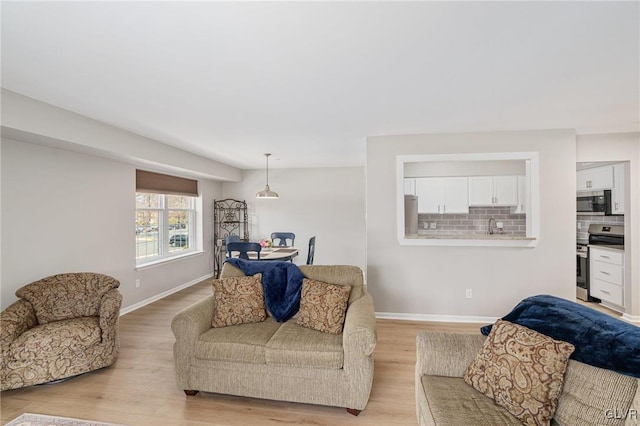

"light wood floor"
[1,280,483,426]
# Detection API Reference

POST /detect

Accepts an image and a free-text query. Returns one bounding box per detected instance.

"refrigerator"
[404,195,418,235]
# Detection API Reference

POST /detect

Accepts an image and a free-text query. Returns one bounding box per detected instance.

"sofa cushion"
[265,320,343,369]
[195,317,281,364]
[464,319,575,426]
[10,317,101,361]
[296,278,350,335]
[421,375,523,426]
[298,265,364,305]
[554,360,638,426]
[211,274,267,327]
[15,273,119,324]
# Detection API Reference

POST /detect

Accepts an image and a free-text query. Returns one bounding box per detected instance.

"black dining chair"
[271,232,295,247]
[306,236,316,265]
[227,242,261,260]
[224,235,241,258]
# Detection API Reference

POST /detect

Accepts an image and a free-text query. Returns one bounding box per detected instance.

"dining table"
[231,246,299,262]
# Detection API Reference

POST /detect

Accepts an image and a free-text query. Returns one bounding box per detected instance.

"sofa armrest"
[171,294,214,389]
[343,293,377,357]
[415,332,485,379]
[99,288,123,344]
[171,294,215,351]
[1,300,38,369]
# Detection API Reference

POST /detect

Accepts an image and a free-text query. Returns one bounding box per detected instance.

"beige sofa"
[171,263,377,415]
[416,332,640,426]
[1,273,122,391]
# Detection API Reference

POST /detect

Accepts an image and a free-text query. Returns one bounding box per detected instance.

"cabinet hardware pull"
[443,205,446,213]
[600,290,610,295]
[600,271,611,275]
[600,255,610,259]
[615,202,619,210]
[438,205,440,213]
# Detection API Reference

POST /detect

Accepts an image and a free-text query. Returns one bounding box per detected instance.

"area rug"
[5,413,126,426]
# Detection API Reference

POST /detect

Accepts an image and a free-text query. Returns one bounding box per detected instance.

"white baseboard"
[375,312,497,324]
[120,273,213,316]
[622,313,640,324]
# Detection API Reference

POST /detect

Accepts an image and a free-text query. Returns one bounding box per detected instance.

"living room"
[1,1,639,425]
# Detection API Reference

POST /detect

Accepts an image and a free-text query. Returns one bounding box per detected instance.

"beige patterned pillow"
[211,274,266,327]
[296,278,351,334]
[464,319,575,426]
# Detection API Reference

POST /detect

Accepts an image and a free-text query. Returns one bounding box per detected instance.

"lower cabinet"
[589,247,624,308]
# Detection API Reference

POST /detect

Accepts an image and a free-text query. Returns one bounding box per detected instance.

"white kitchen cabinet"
[510,175,527,214]
[612,163,625,214]
[415,177,468,214]
[589,246,624,308]
[442,178,470,213]
[404,178,416,195]
[577,166,614,191]
[468,176,518,207]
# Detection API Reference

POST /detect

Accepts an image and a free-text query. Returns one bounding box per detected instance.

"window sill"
[136,250,205,270]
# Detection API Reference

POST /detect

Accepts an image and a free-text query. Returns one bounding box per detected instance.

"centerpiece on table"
[259,239,273,251]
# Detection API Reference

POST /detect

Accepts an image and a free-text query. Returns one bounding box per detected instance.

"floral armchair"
[1,273,122,391]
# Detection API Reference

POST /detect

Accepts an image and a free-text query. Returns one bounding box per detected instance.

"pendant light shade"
[256,153,279,199]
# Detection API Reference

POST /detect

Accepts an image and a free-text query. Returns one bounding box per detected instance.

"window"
[396,152,539,247]
[136,193,197,264]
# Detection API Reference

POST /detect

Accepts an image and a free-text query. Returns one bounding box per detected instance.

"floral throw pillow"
[296,278,351,334]
[464,319,575,426]
[211,274,266,327]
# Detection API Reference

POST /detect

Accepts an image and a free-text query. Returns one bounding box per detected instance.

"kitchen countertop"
[588,244,625,251]
[406,234,536,241]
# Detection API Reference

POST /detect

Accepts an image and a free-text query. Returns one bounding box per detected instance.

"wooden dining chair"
[227,242,261,260]
[271,232,295,247]
[306,236,316,265]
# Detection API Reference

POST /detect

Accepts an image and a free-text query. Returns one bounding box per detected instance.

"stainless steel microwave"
[577,190,612,216]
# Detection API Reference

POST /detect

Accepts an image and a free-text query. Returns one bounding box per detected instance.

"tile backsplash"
[576,214,624,243]
[418,207,526,236]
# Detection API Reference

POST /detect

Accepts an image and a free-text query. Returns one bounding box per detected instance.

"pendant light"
[256,153,279,199]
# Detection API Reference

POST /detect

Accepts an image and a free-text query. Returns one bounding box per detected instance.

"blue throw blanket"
[481,295,640,378]
[225,258,304,322]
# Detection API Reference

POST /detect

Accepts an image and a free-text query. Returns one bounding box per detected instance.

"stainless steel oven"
[576,244,588,301]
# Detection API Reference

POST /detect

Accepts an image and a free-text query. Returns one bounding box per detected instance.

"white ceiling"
[2,1,638,169]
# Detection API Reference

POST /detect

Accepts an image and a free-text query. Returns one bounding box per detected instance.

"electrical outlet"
[135,279,141,288]
[577,223,582,230]
[496,222,504,229]
[430,222,437,229]
[423,222,429,229]
[465,289,472,299]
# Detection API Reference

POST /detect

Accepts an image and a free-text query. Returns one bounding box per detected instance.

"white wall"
[1,138,222,310]
[405,160,525,177]
[576,132,640,319]
[1,89,241,182]
[222,167,366,272]
[367,129,576,318]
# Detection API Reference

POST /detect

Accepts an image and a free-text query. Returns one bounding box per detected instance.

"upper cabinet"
[404,178,416,195]
[415,177,469,214]
[612,163,625,214]
[468,176,518,207]
[510,175,527,214]
[577,166,614,191]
